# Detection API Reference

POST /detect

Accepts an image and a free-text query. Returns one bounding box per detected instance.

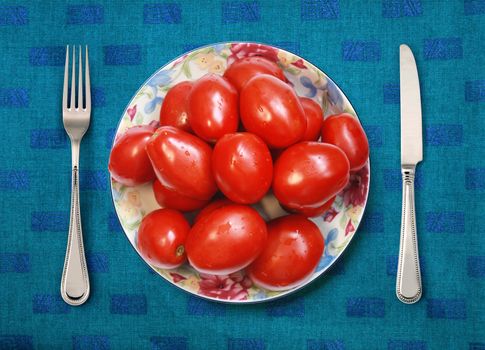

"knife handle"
[396,165,422,304]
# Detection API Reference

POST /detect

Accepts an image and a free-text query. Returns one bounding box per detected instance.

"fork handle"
[396,165,422,304]
[61,142,90,306]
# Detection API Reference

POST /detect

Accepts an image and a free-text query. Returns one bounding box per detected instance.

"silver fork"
[60,45,91,306]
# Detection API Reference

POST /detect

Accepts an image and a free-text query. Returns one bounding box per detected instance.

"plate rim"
[109,41,371,304]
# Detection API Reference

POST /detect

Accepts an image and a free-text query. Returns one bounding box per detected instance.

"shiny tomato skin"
[137,208,190,269]
[193,199,235,224]
[159,81,193,133]
[248,214,324,291]
[153,179,209,212]
[188,74,239,142]
[273,142,350,209]
[240,74,306,149]
[285,196,336,218]
[186,204,267,275]
[146,126,217,200]
[109,125,156,186]
[321,113,369,171]
[212,132,273,204]
[223,56,286,91]
[299,97,323,141]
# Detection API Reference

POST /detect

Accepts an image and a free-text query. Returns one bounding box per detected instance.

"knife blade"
[396,44,423,304]
[400,44,422,166]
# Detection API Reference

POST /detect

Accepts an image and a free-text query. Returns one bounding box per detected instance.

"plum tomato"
[321,113,369,171]
[186,204,267,275]
[212,132,273,204]
[187,73,239,142]
[273,142,350,210]
[248,214,324,291]
[146,126,217,200]
[223,56,286,91]
[108,125,157,186]
[240,74,306,149]
[153,179,209,212]
[299,97,323,141]
[137,208,190,269]
[159,81,193,133]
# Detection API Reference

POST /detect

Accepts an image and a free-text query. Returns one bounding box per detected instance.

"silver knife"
[396,44,423,304]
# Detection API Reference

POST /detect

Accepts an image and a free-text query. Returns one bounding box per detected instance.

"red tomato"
[212,132,273,204]
[285,196,336,218]
[146,126,217,200]
[159,81,193,133]
[223,56,286,91]
[248,215,324,291]
[188,74,239,142]
[193,199,235,224]
[321,113,369,171]
[186,204,267,275]
[273,142,350,210]
[137,208,190,269]
[240,74,306,149]
[153,179,208,212]
[299,97,323,141]
[108,125,156,186]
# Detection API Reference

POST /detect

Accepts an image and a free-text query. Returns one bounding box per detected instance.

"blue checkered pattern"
[0,0,484,348]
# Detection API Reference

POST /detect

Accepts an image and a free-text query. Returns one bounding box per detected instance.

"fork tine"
[70,45,76,109]
[84,46,91,111]
[63,45,69,109]
[78,45,83,110]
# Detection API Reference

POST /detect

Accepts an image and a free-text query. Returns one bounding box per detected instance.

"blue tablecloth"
[1,1,484,349]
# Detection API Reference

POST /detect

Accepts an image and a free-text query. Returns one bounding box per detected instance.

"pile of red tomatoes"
[109,56,369,291]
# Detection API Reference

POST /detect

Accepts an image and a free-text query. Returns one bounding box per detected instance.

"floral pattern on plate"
[110,42,370,303]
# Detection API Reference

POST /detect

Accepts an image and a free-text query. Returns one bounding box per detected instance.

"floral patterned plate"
[110,42,370,303]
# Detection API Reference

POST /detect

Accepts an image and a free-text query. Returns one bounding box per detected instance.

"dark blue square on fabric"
[425,211,465,233]
[346,297,385,318]
[307,339,345,350]
[424,38,463,60]
[301,0,340,20]
[187,296,226,316]
[464,0,485,15]
[424,124,463,146]
[427,299,467,319]
[110,294,147,315]
[0,6,28,25]
[151,336,187,350]
[465,168,485,190]
[342,41,381,61]
[144,3,182,24]
[388,340,427,350]
[33,294,70,314]
[228,338,265,350]
[104,45,142,65]
[0,335,33,349]
[30,129,68,149]
[72,335,110,350]
[29,46,65,66]
[266,297,304,317]
[67,5,104,25]
[465,80,485,102]
[0,170,29,190]
[382,0,422,18]
[0,253,30,273]
[467,256,485,277]
[31,211,69,232]
[383,82,400,104]
[222,1,260,23]
[0,88,29,107]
